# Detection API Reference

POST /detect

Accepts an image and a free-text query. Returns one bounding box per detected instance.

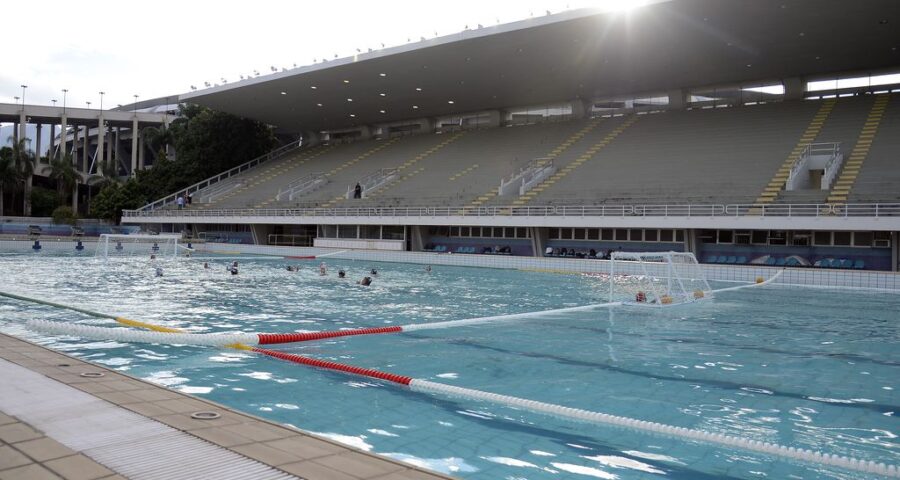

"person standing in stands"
[354,183,362,199]
[176,195,185,210]
[186,193,193,206]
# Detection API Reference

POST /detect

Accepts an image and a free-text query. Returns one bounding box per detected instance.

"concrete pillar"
[358,125,372,140]
[667,89,686,110]
[35,124,42,163]
[82,125,89,173]
[59,116,67,160]
[72,126,79,168]
[138,134,145,169]
[892,231,898,272]
[18,111,26,143]
[784,77,804,101]
[131,119,139,176]
[106,127,119,171]
[530,227,548,257]
[486,110,502,127]
[49,124,56,160]
[571,100,591,119]
[96,118,105,174]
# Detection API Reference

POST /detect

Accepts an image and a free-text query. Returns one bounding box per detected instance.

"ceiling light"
[379,110,386,113]
[343,79,350,84]
[310,86,317,89]
[350,113,356,117]
[415,87,422,92]
[448,100,455,104]
[317,103,323,107]
[379,73,387,77]
[280,91,287,95]
[412,105,419,109]
[347,98,353,102]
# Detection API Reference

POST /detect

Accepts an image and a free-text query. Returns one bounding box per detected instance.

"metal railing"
[787,142,841,191]
[346,168,399,199]
[137,141,306,211]
[122,202,900,219]
[276,173,327,201]
[499,157,554,196]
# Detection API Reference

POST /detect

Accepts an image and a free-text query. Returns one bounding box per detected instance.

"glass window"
[644,229,658,242]
[629,229,643,242]
[561,228,573,240]
[813,231,831,246]
[321,225,337,238]
[675,230,685,243]
[768,231,787,245]
[659,230,673,242]
[382,225,405,240]
[548,228,560,240]
[853,231,873,247]
[615,229,628,241]
[699,229,716,244]
[338,225,358,239]
[718,230,733,244]
[361,225,381,239]
[601,229,614,241]
[505,227,515,238]
[449,226,460,237]
[751,230,768,244]
[459,227,471,237]
[516,227,528,238]
[587,229,600,240]
[833,231,852,246]
[574,229,586,240]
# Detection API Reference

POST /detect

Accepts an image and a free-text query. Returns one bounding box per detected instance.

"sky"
[0,0,646,111]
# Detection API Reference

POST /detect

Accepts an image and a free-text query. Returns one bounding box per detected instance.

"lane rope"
[711,269,784,293]
[8,291,896,477]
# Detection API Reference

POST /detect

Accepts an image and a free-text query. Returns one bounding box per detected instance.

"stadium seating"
[173,94,898,211]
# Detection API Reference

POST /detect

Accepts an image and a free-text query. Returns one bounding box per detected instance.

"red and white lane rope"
[233,344,897,478]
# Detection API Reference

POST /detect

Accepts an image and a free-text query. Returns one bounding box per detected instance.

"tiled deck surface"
[0,333,453,480]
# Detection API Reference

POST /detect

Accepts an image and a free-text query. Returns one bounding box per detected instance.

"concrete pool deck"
[0,333,454,480]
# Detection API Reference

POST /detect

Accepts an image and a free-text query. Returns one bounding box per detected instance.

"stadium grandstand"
[124,0,900,271]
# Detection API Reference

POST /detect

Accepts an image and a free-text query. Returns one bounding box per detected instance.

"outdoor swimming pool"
[0,253,897,479]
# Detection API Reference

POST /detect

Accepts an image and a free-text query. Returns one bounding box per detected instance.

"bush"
[52,206,78,226]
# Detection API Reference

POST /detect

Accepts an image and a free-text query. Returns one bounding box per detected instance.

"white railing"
[199,179,244,203]
[786,142,841,191]
[122,203,900,219]
[276,173,327,201]
[137,141,306,211]
[346,168,398,199]
[499,157,555,196]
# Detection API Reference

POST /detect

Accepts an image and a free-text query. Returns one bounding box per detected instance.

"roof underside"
[182,0,900,133]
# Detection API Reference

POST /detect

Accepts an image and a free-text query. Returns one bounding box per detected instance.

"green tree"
[47,154,83,206]
[0,147,16,215]
[90,179,146,223]
[7,136,35,216]
[30,187,60,217]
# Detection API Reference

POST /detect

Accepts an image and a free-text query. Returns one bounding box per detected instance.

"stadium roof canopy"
[181,0,900,134]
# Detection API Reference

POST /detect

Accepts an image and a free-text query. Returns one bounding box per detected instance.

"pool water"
[0,254,897,479]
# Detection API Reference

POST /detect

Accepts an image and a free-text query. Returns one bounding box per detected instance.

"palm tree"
[7,136,35,216]
[48,154,83,208]
[0,155,17,215]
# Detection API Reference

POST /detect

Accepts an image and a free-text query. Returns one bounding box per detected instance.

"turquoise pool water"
[0,254,897,479]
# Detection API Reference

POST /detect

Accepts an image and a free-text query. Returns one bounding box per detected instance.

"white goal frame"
[96,234,181,259]
[609,251,712,307]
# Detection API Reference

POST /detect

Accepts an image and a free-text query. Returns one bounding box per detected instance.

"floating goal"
[95,234,181,259]
[609,251,712,306]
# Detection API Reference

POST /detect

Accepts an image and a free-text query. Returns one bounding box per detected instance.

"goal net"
[609,251,712,306]
[95,234,180,259]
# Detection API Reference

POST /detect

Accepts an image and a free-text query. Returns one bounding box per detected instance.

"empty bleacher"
[173,95,898,211]
[523,100,821,206]
[846,93,900,203]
